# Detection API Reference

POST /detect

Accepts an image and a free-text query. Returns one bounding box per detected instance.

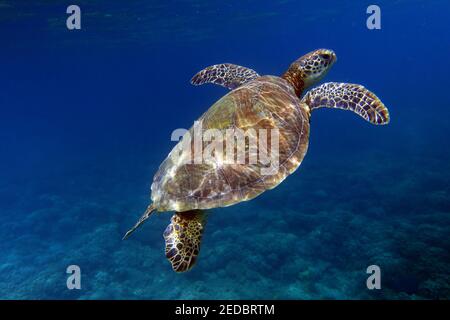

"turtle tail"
[164,210,207,272]
[303,82,390,125]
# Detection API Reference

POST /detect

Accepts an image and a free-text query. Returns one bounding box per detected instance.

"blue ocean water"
[0,0,449,299]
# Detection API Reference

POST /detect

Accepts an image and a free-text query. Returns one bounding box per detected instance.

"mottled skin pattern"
[190,63,260,90]
[152,76,310,212]
[123,48,390,273]
[163,210,205,272]
[303,82,390,125]
[282,50,335,96]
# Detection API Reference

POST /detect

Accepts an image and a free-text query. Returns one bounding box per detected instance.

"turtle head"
[297,49,337,86]
[282,49,337,96]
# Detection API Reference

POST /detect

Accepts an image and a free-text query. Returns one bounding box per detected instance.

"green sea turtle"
[123,49,390,272]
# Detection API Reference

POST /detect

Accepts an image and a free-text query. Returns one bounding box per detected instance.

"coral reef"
[0,150,448,299]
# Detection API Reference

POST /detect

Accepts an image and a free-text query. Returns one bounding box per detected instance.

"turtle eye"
[320,53,330,60]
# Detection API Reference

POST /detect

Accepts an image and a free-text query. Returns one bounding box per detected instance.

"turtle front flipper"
[191,63,259,90]
[164,210,207,272]
[303,82,390,125]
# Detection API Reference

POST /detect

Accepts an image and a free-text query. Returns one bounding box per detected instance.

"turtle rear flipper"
[164,210,207,272]
[122,204,155,240]
[303,82,390,125]
[191,63,259,90]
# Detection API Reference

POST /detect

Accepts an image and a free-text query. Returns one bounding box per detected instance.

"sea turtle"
[123,49,390,272]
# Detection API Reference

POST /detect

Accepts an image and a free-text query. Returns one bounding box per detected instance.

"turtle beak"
[319,49,337,66]
[330,51,337,64]
[330,50,337,64]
